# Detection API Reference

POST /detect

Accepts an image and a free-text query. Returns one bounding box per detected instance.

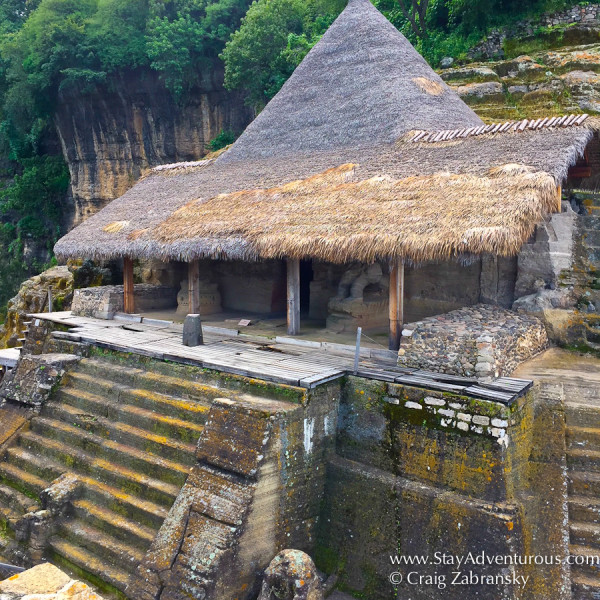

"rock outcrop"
[442,45,600,121]
[0,266,74,349]
[54,65,252,227]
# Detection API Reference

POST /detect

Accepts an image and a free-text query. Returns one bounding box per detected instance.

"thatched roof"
[153,164,559,264]
[53,0,600,265]
[54,117,599,264]
[219,0,483,163]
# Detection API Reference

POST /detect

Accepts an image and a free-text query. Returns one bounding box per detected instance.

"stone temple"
[0,0,599,598]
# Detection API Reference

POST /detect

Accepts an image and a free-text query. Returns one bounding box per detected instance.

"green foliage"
[208,129,236,151]
[221,0,345,108]
[0,154,69,309]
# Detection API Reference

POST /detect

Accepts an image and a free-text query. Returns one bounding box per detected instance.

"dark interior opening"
[300,260,313,317]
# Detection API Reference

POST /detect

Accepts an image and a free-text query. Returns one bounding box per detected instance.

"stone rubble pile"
[398,304,548,378]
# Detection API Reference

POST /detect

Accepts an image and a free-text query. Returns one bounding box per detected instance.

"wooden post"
[188,260,200,315]
[287,258,300,335]
[123,257,135,314]
[388,261,404,351]
[557,185,562,213]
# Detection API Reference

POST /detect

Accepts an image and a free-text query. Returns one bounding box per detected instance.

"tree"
[396,0,429,38]
[221,0,344,109]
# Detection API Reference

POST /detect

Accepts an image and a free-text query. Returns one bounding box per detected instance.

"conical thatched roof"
[219,0,483,163]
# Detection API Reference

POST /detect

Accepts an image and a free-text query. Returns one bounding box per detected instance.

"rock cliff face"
[54,64,252,227]
[441,38,600,122]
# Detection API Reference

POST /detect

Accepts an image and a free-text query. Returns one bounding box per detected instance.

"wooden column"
[557,185,562,213]
[388,261,404,351]
[287,258,300,336]
[188,260,200,315]
[123,257,135,314]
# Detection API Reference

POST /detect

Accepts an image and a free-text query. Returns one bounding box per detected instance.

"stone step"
[56,387,205,444]
[49,536,131,595]
[78,476,168,531]
[569,427,600,453]
[71,499,155,547]
[571,545,600,580]
[569,449,600,472]
[0,483,39,515]
[570,496,600,525]
[567,405,600,430]
[31,416,190,487]
[44,402,196,465]
[572,521,600,548]
[3,446,168,529]
[0,457,52,498]
[572,573,600,600]
[76,357,224,404]
[56,520,145,569]
[67,371,210,424]
[15,433,181,508]
[570,471,600,497]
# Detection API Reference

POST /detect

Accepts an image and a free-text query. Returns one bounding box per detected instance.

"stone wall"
[398,304,548,377]
[212,260,287,315]
[513,191,600,347]
[467,3,600,61]
[71,284,177,319]
[315,376,569,600]
[133,381,341,600]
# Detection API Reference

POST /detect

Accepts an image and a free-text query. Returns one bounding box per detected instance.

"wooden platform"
[28,312,532,402]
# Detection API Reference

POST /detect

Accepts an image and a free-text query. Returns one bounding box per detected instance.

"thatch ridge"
[407,114,591,143]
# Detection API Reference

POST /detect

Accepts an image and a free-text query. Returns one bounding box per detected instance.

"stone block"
[183,314,204,347]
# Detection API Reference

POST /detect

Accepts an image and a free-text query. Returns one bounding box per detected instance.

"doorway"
[300,260,313,317]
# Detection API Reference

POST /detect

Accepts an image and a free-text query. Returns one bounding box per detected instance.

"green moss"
[48,550,129,600]
[314,543,345,575]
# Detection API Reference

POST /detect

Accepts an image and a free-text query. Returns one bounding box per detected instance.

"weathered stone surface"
[397,304,548,377]
[258,549,323,600]
[0,353,80,407]
[0,563,104,599]
[71,284,177,319]
[55,67,252,228]
[317,375,569,599]
[133,381,340,600]
[0,563,70,595]
[182,315,203,347]
[0,267,73,350]
[455,81,505,103]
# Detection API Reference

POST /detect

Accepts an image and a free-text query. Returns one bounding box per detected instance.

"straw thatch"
[54,118,599,263]
[217,0,483,164]
[153,164,560,264]
[53,0,600,265]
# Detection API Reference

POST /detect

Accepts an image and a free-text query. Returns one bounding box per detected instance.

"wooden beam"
[123,257,135,314]
[389,261,404,351]
[188,260,200,315]
[557,185,562,213]
[287,258,300,336]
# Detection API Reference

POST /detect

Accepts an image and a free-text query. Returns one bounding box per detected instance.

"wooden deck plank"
[31,312,532,401]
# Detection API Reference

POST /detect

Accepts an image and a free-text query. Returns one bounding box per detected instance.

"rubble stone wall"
[398,304,548,377]
[71,284,177,319]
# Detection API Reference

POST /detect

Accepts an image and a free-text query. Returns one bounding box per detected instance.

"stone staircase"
[0,356,222,597]
[567,402,600,599]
